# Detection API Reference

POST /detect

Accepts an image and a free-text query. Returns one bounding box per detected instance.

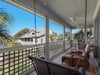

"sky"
[0,0,78,36]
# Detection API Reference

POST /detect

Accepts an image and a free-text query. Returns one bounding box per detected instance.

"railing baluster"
[33,46,35,56]
[18,50,20,74]
[25,49,26,71]
[29,48,31,68]
[26,48,28,70]
[3,53,4,75]
[14,51,15,75]
[22,49,23,72]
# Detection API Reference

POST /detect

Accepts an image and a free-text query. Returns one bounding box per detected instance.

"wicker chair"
[28,56,81,75]
[62,45,90,68]
[78,40,85,50]
[71,44,90,57]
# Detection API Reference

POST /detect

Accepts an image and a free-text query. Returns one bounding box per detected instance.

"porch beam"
[93,0,100,20]
[3,0,73,29]
[45,16,49,60]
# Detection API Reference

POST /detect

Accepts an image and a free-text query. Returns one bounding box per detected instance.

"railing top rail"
[0,40,70,53]
[0,44,44,53]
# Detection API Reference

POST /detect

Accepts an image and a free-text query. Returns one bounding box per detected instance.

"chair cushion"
[62,55,89,68]
[84,44,89,53]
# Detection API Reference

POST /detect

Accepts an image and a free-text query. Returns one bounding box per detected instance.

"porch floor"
[28,49,99,75]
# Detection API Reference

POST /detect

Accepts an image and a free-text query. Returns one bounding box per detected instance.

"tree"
[0,9,13,25]
[14,28,30,40]
[87,28,92,39]
[57,34,63,41]
[74,29,93,40]
[7,42,21,47]
[0,9,13,42]
[50,32,57,41]
[74,30,84,40]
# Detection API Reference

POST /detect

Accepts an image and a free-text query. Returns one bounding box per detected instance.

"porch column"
[71,29,73,40]
[94,19,99,57]
[63,26,65,52]
[84,0,88,44]
[95,17,100,58]
[84,27,87,44]
[45,16,49,60]
[98,17,100,58]
[94,20,96,57]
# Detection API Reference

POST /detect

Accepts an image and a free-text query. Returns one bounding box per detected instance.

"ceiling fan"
[69,16,83,22]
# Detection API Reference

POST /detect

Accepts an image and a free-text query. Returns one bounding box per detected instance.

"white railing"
[0,40,71,75]
[0,44,45,75]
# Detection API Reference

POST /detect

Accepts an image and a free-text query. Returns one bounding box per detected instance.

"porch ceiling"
[45,0,97,28]
[4,0,97,29]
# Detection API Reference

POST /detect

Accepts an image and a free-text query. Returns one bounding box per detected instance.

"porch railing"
[0,44,45,75]
[49,40,71,59]
[0,40,71,75]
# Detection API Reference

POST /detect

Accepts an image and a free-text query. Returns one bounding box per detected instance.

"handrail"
[0,44,45,53]
[0,41,64,53]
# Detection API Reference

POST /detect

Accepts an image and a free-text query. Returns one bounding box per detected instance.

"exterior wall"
[16,36,46,45]
[15,29,53,45]
[32,38,35,44]
[94,15,100,58]
[15,39,33,45]
[98,17,100,58]
[35,36,46,44]
[93,0,100,59]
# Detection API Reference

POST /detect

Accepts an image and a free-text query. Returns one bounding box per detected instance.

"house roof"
[19,29,46,39]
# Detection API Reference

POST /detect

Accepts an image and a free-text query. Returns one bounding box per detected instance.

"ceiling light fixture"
[69,16,82,22]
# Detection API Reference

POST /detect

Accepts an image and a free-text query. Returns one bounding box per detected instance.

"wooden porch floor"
[28,49,99,75]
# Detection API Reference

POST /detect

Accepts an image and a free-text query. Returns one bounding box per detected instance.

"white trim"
[63,26,65,52]
[45,16,49,60]
[93,0,100,20]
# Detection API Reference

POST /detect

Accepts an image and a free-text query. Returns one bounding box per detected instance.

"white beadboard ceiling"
[4,0,98,28]
[44,0,97,28]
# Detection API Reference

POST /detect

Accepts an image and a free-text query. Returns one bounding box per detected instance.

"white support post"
[84,0,88,45]
[63,26,65,52]
[71,29,72,41]
[70,29,72,48]
[45,16,49,60]
[94,19,98,57]
[84,27,88,44]
[96,18,99,57]
[98,18,100,58]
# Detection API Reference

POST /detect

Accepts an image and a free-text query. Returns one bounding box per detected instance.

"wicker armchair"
[62,45,90,68]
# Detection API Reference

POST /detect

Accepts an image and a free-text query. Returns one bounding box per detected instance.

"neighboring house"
[16,29,53,45]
